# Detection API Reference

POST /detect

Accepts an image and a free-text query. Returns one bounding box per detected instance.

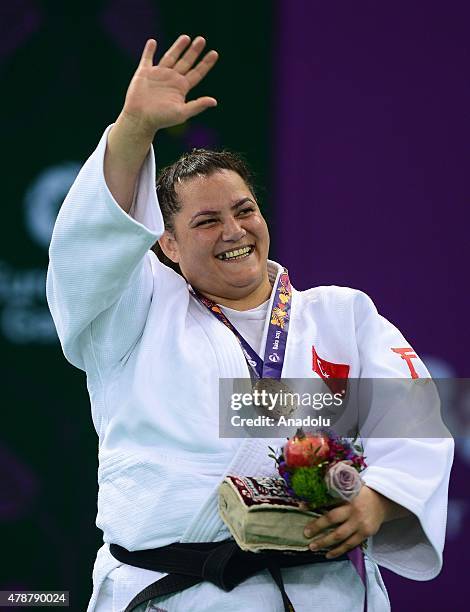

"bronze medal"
[252,378,299,419]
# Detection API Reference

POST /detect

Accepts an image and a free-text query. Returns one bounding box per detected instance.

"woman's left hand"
[302,485,408,559]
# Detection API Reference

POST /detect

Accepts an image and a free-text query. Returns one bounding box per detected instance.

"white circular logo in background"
[23,162,81,249]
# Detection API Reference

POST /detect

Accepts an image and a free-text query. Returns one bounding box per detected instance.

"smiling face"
[158,169,271,308]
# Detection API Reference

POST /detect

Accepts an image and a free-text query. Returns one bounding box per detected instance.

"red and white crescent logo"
[312,346,350,395]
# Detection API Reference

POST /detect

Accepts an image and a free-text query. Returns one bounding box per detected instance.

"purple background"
[275,1,469,608]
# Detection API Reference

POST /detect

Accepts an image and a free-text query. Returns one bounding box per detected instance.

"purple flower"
[325,460,362,502]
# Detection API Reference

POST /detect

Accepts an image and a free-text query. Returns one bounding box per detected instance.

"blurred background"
[0,0,468,610]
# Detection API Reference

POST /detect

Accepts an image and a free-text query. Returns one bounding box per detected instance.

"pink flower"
[325,460,362,502]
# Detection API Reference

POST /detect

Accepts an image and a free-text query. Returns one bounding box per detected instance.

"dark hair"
[152,148,257,272]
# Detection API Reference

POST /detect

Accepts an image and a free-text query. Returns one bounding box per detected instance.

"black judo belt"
[110,539,348,612]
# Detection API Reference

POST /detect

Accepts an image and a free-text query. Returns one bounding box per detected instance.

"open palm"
[122,35,219,132]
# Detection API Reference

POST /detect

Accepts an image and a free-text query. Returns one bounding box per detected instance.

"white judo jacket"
[47,126,453,612]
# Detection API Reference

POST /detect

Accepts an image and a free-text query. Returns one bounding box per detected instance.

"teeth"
[217,246,252,260]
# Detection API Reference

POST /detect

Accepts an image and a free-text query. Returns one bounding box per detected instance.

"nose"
[221,216,246,242]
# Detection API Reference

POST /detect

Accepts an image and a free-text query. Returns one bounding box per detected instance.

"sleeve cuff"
[98,124,165,239]
[363,475,442,580]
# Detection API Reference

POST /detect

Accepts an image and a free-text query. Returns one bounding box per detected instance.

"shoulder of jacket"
[148,250,188,290]
[294,284,372,305]
[293,286,379,324]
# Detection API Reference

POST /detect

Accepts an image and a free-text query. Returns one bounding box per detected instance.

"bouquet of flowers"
[269,428,367,509]
[218,428,367,552]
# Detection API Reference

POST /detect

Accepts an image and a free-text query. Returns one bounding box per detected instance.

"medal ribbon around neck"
[188,269,292,380]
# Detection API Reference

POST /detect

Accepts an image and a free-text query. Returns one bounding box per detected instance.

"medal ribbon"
[188,269,292,380]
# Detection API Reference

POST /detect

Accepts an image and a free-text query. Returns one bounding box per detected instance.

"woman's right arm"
[47,36,218,370]
[104,36,218,212]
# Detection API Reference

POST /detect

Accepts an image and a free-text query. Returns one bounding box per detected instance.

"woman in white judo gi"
[47,36,453,611]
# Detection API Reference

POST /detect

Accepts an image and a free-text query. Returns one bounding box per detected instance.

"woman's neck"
[202,277,272,311]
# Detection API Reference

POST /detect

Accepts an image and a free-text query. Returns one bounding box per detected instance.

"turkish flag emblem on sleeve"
[312,345,350,396]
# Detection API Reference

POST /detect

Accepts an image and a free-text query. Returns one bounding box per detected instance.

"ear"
[158,230,180,263]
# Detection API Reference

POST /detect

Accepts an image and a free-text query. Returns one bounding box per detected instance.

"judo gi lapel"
[180,437,283,543]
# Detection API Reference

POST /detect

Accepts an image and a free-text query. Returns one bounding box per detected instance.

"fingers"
[158,35,191,68]
[138,39,157,68]
[325,533,364,559]
[157,35,219,85]
[184,96,218,120]
[173,36,207,74]
[303,505,351,538]
[185,50,219,88]
[308,521,355,552]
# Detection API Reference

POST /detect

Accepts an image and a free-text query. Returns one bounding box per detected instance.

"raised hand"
[121,35,219,134]
[104,35,218,211]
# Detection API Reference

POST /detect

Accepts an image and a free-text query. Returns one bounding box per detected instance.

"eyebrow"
[189,197,255,223]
